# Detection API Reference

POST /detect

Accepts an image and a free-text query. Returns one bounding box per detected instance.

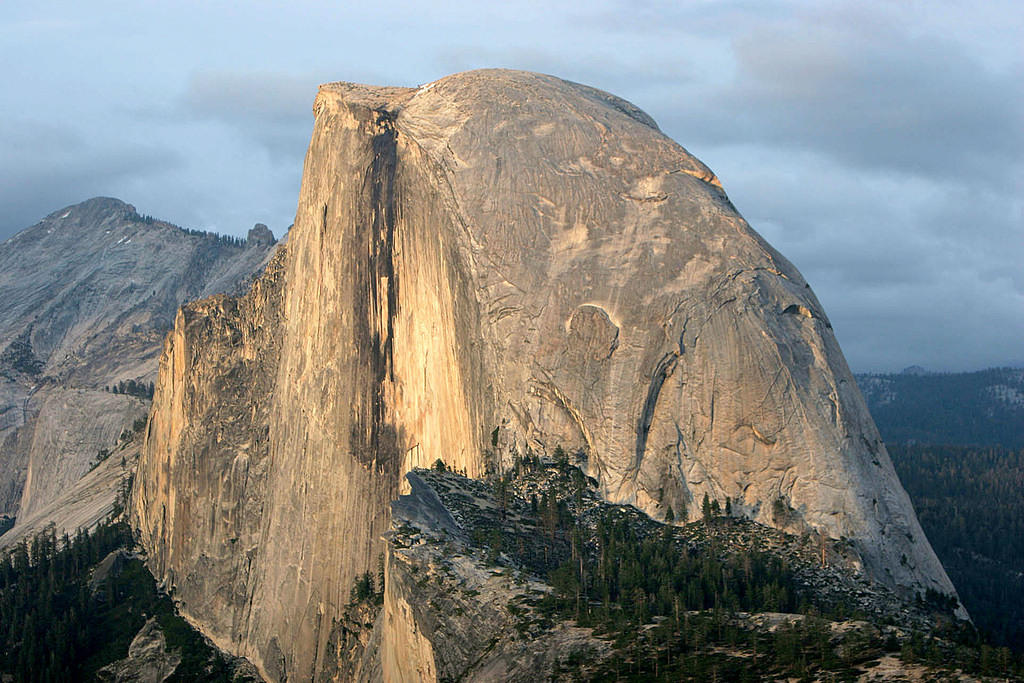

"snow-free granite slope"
[0,197,276,545]
[132,69,958,681]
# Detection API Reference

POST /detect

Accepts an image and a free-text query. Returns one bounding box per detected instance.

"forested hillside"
[370,461,1020,680]
[889,444,1024,651]
[0,511,255,681]
[857,368,1024,447]
[856,367,1024,651]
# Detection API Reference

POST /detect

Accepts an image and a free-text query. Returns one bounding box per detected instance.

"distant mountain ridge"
[855,367,1024,448]
[0,197,279,545]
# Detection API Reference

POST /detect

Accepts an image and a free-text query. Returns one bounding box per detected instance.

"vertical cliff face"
[132,246,286,660]
[135,84,498,681]
[133,69,959,680]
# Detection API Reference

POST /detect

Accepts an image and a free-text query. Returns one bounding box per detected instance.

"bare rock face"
[132,69,958,680]
[366,470,610,682]
[0,197,276,545]
[132,247,287,669]
[96,617,181,683]
[0,442,137,551]
[247,223,276,247]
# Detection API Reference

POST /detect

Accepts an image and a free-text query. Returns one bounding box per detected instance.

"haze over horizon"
[1,1,1021,373]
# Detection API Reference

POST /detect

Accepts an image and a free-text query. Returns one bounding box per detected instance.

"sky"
[0,1,1021,373]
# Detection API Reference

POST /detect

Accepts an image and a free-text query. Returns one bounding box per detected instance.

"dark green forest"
[857,368,1024,448]
[422,457,1019,680]
[0,517,248,682]
[889,443,1024,652]
[856,367,1024,654]
[532,510,876,680]
[523,457,1021,679]
[105,379,155,400]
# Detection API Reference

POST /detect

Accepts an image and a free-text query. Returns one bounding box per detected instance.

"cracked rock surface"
[132,69,959,681]
[96,618,181,683]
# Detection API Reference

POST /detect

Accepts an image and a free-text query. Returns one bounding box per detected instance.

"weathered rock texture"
[0,197,277,544]
[0,442,137,551]
[96,617,181,683]
[132,246,288,674]
[132,69,958,680]
[365,470,609,682]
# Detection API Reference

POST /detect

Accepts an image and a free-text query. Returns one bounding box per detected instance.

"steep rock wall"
[18,389,146,520]
[133,69,959,680]
[132,248,286,661]
[134,88,494,678]
[241,86,494,681]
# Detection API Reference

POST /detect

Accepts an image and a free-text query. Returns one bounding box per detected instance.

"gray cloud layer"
[0,0,1020,372]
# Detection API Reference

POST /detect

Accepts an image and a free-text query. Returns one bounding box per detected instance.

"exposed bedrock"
[132,69,959,681]
[0,197,276,545]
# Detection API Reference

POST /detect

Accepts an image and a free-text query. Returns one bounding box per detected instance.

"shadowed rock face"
[132,69,959,681]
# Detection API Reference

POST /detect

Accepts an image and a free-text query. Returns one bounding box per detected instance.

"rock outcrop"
[131,69,959,680]
[96,618,182,683]
[366,470,610,682]
[0,441,137,550]
[248,223,277,248]
[357,466,959,682]
[132,246,288,672]
[0,197,277,546]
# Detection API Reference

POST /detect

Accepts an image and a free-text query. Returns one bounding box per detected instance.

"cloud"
[183,71,311,125]
[0,0,1020,372]
[690,139,1024,372]
[0,120,183,240]
[657,11,1024,190]
[179,71,315,162]
[829,266,1024,373]
[432,45,696,96]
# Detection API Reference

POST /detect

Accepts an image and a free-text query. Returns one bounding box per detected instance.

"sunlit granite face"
[132,69,959,681]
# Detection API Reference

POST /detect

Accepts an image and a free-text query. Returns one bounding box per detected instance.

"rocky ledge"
[348,460,971,681]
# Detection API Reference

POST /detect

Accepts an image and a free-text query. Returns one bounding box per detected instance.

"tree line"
[127,210,250,248]
[859,368,1024,448]
[466,454,1021,678]
[105,379,155,399]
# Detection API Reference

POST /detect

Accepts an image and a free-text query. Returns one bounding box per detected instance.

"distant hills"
[855,367,1024,448]
[0,197,279,547]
